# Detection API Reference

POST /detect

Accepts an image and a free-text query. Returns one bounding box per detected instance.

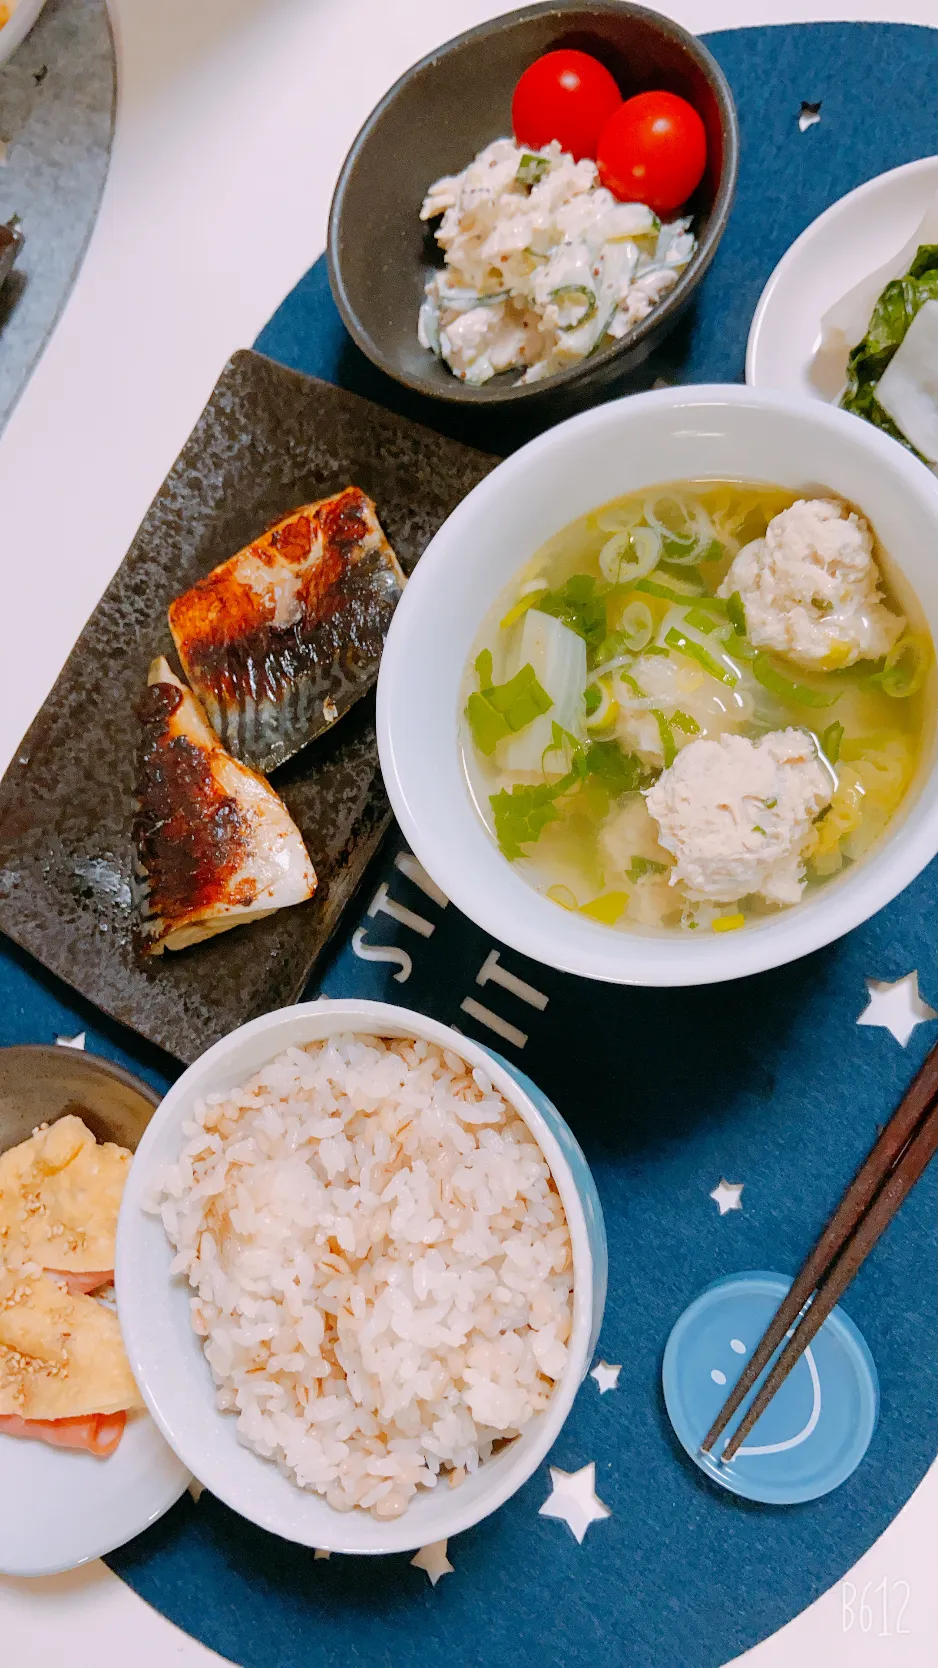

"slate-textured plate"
[0,351,494,1062]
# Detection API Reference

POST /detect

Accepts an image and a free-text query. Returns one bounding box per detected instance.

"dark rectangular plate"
[0,351,494,1062]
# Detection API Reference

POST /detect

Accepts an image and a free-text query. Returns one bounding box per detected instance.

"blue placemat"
[0,21,935,1668]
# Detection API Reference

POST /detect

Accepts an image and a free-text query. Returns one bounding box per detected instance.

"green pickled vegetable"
[840,243,938,464]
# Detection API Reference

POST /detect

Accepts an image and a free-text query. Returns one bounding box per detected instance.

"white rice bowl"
[151,1033,573,1520]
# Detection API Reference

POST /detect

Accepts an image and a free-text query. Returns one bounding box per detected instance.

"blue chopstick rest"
[662,1271,879,1505]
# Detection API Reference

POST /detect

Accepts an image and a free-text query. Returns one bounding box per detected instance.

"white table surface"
[0,1,934,1663]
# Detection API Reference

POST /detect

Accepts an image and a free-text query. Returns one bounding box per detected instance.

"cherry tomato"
[512,50,622,163]
[597,91,707,216]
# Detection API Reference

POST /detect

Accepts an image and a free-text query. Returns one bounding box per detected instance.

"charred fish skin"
[168,487,406,773]
[134,661,316,956]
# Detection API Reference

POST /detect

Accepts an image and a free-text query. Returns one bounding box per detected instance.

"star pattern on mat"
[55,1031,86,1050]
[798,99,822,131]
[710,1179,744,1216]
[411,1540,453,1586]
[857,973,937,1047]
[539,1463,611,1544]
[590,1361,621,1394]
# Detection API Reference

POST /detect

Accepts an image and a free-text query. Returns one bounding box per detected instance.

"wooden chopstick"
[701,1047,937,1459]
[721,1098,937,1461]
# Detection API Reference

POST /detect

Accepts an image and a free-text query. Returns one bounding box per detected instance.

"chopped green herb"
[593,629,628,667]
[820,720,844,763]
[726,591,748,636]
[584,739,653,797]
[490,782,564,860]
[626,856,668,881]
[683,605,723,636]
[696,538,725,563]
[751,653,839,708]
[651,708,676,767]
[671,709,700,735]
[537,574,609,653]
[584,683,602,717]
[664,627,738,686]
[764,797,777,809]
[752,825,767,836]
[811,595,833,615]
[465,657,553,755]
[516,152,550,188]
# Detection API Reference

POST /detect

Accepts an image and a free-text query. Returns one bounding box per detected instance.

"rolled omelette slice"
[134,658,317,954]
[0,1271,144,1420]
[167,486,407,771]
[0,1114,130,1274]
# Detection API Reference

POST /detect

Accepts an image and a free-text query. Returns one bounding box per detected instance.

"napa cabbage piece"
[840,244,938,464]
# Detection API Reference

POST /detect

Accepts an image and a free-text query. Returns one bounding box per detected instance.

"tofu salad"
[418,138,696,386]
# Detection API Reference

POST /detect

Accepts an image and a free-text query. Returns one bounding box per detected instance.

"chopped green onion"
[599,526,660,585]
[580,891,629,925]
[651,708,676,767]
[664,627,739,686]
[752,826,767,836]
[726,591,748,636]
[584,684,602,717]
[615,671,642,696]
[619,599,654,652]
[697,539,725,563]
[550,284,598,329]
[751,653,839,708]
[634,573,705,602]
[516,152,550,188]
[546,883,579,911]
[466,660,553,755]
[683,605,723,636]
[626,856,667,881]
[642,644,669,657]
[875,634,929,698]
[820,720,844,763]
[671,709,700,735]
[500,584,547,629]
[764,797,778,808]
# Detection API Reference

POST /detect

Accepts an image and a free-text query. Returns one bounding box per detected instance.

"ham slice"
[0,1410,127,1456]
[48,1269,113,1296]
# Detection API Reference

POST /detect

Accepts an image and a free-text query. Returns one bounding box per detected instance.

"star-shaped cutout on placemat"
[539,1463,611,1544]
[55,1031,86,1050]
[590,1360,621,1394]
[857,973,937,1047]
[411,1540,453,1586]
[710,1179,743,1215]
[798,99,822,131]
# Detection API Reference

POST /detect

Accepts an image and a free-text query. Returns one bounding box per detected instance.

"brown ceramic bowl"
[0,1045,160,1155]
[328,0,738,412]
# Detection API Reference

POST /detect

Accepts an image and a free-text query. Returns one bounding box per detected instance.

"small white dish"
[0,1409,191,1578]
[0,0,47,72]
[376,383,937,988]
[746,157,938,403]
[116,1000,606,1555]
[0,1046,191,1577]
